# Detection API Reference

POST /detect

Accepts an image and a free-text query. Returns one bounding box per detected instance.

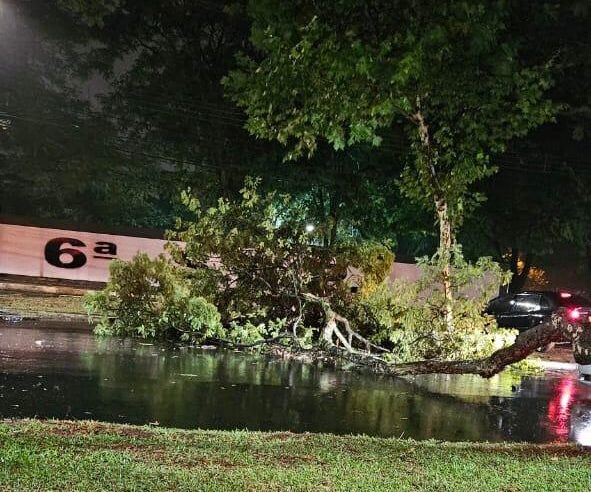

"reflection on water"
[2,323,591,443]
[546,377,576,440]
[571,404,591,446]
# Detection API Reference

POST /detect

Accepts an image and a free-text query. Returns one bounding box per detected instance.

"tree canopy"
[225,0,555,217]
[3,0,590,283]
[224,0,557,329]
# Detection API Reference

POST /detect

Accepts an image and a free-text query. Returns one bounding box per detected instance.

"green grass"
[1,420,590,491]
[0,292,86,316]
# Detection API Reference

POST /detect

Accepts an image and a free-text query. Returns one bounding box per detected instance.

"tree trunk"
[386,314,563,377]
[564,317,591,365]
[339,311,578,378]
[317,188,329,248]
[414,101,455,332]
[302,292,378,353]
[436,197,455,332]
[328,208,339,247]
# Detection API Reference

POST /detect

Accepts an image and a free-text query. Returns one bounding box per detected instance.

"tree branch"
[375,313,565,378]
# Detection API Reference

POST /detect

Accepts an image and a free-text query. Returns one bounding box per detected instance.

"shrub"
[84,253,223,343]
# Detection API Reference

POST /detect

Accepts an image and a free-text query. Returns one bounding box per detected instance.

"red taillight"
[560,292,572,299]
[568,307,581,321]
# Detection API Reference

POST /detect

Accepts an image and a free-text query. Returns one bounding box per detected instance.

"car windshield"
[557,294,591,307]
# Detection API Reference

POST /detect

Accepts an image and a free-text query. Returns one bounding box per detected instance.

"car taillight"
[568,307,581,321]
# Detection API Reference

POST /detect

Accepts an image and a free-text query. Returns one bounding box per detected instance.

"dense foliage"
[84,253,223,342]
[169,178,393,330]
[225,0,555,230]
[3,1,591,277]
[352,249,515,362]
[86,180,515,365]
[7,0,587,369]
[224,0,558,329]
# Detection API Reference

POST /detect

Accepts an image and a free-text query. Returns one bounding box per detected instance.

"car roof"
[514,290,591,305]
[515,290,577,296]
[494,290,590,298]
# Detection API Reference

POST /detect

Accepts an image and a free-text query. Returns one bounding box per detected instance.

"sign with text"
[0,223,423,286]
[0,224,170,282]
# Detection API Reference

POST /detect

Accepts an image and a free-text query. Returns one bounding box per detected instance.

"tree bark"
[329,206,339,248]
[317,188,329,248]
[333,311,591,379]
[414,101,455,332]
[302,292,383,353]
[221,304,589,379]
[384,315,563,377]
[436,198,455,332]
[564,317,591,365]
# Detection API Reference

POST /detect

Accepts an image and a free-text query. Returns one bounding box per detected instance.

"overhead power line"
[2,104,591,179]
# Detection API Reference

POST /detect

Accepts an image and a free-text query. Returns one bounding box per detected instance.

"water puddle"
[1,322,591,444]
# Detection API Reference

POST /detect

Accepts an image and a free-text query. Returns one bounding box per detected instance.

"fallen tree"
[295,289,587,377]
[377,314,565,378]
[87,181,591,378]
[315,309,591,378]
[87,257,589,378]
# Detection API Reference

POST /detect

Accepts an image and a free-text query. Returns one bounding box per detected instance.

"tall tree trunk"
[339,311,581,378]
[317,188,330,248]
[436,197,455,332]
[386,313,565,377]
[414,99,455,331]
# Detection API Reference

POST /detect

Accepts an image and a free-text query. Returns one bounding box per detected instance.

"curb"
[0,310,92,323]
[0,282,94,296]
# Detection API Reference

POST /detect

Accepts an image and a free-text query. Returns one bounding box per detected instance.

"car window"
[511,294,541,313]
[488,295,513,313]
[539,295,552,310]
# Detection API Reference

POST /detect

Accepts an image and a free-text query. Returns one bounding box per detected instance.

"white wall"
[0,223,425,286]
[0,224,170,282]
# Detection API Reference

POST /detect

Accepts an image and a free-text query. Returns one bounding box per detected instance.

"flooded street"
[2,322,591,444]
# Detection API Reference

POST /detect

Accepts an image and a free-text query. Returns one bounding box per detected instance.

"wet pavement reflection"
[2,322,591,443]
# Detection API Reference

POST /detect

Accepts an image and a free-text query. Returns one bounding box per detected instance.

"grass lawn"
[0,292,86,316]
[1,420,590,491]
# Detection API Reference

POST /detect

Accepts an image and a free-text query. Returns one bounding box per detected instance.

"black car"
[486,290,591,331]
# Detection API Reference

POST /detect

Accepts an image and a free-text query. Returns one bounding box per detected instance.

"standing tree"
[224,0,556,329]
[54,0,272,208]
